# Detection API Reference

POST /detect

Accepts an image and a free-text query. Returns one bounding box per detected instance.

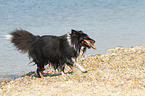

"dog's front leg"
[66,59,87,73]
[73,63,87,73]
[71,58,87,73]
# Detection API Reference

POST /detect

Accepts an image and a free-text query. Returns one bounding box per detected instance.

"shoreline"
[0,44,145,95]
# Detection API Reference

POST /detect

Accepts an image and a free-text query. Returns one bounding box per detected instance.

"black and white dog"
[6,29,96,78]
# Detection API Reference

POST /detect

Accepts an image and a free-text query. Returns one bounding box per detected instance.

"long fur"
[8,29,95,77]
[10,30,39,53]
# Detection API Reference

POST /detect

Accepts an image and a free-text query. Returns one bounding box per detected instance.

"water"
[0,0,145,79]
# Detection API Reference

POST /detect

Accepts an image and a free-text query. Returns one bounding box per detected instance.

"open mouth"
[83,40,96,49]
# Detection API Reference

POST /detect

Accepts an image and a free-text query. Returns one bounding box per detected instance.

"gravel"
[0,44,145,96]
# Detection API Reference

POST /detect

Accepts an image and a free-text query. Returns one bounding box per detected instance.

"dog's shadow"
[44,72,73,77]
[22,71,73,78]
[23,66,81,78]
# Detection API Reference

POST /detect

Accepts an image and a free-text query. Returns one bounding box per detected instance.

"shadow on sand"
[22,71,73,78]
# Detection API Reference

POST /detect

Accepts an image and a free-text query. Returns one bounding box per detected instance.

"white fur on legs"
[61,71,65,75]
[74,63,87,73]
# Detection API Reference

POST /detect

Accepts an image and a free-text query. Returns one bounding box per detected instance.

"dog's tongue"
[91,44,96,49]
[84,40,96,49]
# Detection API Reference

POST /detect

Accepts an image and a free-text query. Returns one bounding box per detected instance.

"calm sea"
[0,0,145,79]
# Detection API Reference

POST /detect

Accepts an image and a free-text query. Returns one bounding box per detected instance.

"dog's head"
[71,29,96,49]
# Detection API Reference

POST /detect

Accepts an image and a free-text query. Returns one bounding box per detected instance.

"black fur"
[9,29,95,77]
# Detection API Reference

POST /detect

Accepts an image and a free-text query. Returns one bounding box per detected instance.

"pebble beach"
[0,44,145,96]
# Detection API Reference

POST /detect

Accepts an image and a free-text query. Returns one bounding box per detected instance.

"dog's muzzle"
[83,40,96,49]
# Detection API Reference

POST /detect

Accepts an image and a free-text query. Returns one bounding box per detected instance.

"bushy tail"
[6,29,39,53]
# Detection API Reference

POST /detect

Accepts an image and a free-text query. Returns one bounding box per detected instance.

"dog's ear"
[71,29,76,33]
[71,29,78,37]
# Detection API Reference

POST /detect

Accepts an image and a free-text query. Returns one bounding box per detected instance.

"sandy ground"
[0,44,145,96]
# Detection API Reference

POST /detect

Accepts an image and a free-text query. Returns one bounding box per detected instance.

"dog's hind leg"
[37,67,45,78]
[35,60,45,78]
